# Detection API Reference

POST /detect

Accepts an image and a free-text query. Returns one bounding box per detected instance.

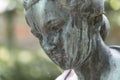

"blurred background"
[0,0,120,80]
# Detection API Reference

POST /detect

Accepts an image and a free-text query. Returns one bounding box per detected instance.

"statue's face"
[24,0,103,69]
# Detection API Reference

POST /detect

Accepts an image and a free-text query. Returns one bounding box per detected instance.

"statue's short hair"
[57,0,104,17]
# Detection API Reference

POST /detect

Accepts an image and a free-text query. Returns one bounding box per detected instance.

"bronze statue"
[23,0,120,80]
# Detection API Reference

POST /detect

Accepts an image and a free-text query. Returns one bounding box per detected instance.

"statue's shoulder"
[109,45,120,52]
[109,45,120,59]
[104,45,120,80]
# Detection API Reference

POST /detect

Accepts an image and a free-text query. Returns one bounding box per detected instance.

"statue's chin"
[44,48,69,69]
[44,47,91,70]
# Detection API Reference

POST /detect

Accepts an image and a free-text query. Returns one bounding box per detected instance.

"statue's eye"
[51,22,65,31]
[45,19,65,32]
[51,25,60,31]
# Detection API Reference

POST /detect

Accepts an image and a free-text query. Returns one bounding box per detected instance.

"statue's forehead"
[24,0,104,15]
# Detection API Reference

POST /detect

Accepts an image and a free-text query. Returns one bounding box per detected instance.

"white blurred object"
[56,69,78,80]
[0,0,9,13]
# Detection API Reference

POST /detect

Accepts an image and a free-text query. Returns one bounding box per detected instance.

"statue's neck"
[75,33,110,80]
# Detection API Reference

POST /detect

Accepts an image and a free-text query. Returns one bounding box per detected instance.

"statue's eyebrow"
[24,0,40,10]
[43,19,57,30]
[43,19,65,30]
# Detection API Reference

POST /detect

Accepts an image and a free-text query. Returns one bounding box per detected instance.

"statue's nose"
[42,33,59,51]
[43,43,56,51]
[41,36,56,51]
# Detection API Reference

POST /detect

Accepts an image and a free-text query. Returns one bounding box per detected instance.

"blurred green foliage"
[104,0,120,45]
[0,47,61,80]
[110,0,120,10]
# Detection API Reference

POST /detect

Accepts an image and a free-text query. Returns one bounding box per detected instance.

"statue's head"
[24,0,104,69]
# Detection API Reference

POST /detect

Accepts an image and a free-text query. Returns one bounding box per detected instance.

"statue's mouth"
[46,47,69,69]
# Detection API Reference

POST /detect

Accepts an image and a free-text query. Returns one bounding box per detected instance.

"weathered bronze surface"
[23,0,120,80]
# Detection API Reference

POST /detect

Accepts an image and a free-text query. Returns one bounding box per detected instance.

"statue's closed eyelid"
[44,19,65,31]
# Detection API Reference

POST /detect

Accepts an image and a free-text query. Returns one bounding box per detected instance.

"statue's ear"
[100,15,110,41]
[93,14,103,32]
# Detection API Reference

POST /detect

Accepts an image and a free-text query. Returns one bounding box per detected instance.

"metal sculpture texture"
[23,0,120,80]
